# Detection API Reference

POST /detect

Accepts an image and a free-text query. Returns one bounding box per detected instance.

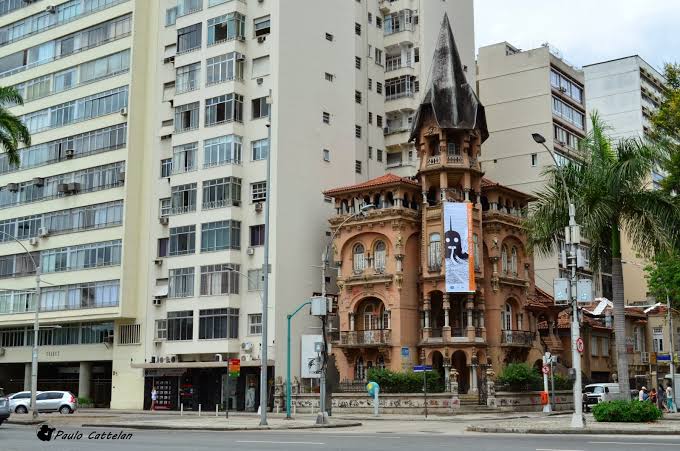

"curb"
[81,422,362,431]
[467,426,680,435]
[7,419,45,425]
[337,415,531,423]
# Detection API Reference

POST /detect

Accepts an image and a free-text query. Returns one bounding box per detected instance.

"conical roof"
[409,14,488,142]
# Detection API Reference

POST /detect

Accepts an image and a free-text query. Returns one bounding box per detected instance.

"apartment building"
[0,0,156,408]
[0,0,476,411]
[584,56,668,304]
[476,42,598,298]
[378,0,475,177]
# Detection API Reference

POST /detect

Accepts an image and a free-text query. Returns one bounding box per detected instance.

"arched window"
[374,241,386,272]
[386,192,394,208]
[511,246,518,276]
[353,243,365,273]
[501,303,512,331]
[355,357,365,381]
[363,304,375,330]
[501,246,508,274]
[428,233,441,270]
[373,193,383,209]
[403,193,409,209]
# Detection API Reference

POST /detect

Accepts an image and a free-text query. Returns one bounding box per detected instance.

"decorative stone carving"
[449,368,459,394]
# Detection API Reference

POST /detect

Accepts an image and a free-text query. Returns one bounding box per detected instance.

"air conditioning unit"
[163,56,175,64]
[159,216,169,225]
[152,297,163,306]
[154,258,163,266]
[150,356,157,363]
[255,202,263,212]
[65,149,75,158]
[57,183,69,193]
[257,36,266,44]
[28,237,39,246]
[117,172,126,183]
[153,339,162,346]
[256,77,263,85]
[383,127,389,134]
[160,134,172,141]
[233,200,241,207]
[32,177,44,187]
[166,354,178,363]
[258,0,264,3]
[241,342,254,353]
[241,354,253,362]
[247,247,255,256]
[558,140,566,146]
[67,182,80,193]
[120,107,128,116]
[0,347,5,356]
[236,54,245,61]
[6,183,18,192]
[38,227,49,238]
[45,4,56,13]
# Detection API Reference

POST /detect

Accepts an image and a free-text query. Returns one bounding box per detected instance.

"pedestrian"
[650,388,657,404]
[151,386,157,411]
[659,385,667,411]
[666,383,675,412]
[582,392,590,413]
[638,386,647,401]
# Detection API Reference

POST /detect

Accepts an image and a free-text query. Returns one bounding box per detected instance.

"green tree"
[526,113,680,398]
[645,251,680,307]
[651,63,680,194]
[0,86,30,166]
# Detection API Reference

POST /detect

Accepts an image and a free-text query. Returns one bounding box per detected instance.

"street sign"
[542,365,550,375]
[401,347,410,357]
[657,354,671,362]
[413,365,432,373]
[576,337,584,354]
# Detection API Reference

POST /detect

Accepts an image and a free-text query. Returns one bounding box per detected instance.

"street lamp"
[317,203,374,423]
[0,231,41,420]
[531,133,585,428]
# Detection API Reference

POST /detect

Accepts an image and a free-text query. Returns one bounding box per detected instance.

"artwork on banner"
[443,202,475,293]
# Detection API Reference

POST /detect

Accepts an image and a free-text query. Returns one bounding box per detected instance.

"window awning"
[153,285,169,298]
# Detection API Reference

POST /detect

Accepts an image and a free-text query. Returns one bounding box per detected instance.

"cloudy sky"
[474,0,679,71]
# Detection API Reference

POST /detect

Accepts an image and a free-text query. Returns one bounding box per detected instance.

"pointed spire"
[409,14,488,142]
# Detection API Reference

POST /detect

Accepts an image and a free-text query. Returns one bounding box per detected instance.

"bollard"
[180,403,184,416]
[199,404,202,416]
[216,405,219,417]
[373,386,380,417]
[293,404,296,416]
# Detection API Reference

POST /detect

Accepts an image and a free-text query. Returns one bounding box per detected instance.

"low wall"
[495,390,573,412]
[275,391,574,415]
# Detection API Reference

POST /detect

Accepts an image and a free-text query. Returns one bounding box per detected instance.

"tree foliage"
[0,86,30,166]
[645,251,680,307]
[651,63,680,194]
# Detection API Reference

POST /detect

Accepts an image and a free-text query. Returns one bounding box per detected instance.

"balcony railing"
[475,327,483,338]
[338,329,391,346]
[501,330,535,347]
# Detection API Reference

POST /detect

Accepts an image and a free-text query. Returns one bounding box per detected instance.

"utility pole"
[259,89,273,426]
[31,266,41,420]
[668,291,677,413]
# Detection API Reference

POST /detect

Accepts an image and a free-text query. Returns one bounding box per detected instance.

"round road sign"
[576,337,584,353]
[542,365,550,375]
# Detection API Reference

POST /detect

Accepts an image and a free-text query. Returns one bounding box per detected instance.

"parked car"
[35,391,77,414]
[583,383,623,410]
[8,391,37,414]
[0,388,10,425]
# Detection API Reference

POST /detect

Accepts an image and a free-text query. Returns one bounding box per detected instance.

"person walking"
[666,383,675,412]
[151,387,157,411]
[650,388,657,404]
[659,384,668,411]
[638,386,647,401]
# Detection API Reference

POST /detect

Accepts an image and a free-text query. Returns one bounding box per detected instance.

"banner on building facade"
[443,202,475,293]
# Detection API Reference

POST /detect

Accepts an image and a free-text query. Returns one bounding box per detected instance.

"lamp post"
[0,231,41,419]
[667,290,677,413]
[317,203,374,422]
[531,133,585,428]
[225,268,266,418]
[286,300,312,419]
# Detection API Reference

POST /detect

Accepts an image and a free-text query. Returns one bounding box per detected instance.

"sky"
[474,0,679,72]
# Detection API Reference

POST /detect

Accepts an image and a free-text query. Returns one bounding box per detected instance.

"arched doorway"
[452,350,469,393]
[431,351,444,383]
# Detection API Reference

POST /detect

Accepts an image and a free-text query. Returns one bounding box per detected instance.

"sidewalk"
[468,413,680,435]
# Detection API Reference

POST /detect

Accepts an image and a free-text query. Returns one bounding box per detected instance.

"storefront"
[138,361,274,412]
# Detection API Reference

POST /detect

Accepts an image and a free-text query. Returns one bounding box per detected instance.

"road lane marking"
[536,449,584,451]
[237,440,325,445]
[590,442,680,447]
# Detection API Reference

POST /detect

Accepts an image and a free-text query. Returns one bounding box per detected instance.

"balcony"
[501,330,535,347]
[424,153,474,169]
[336,330,391,347]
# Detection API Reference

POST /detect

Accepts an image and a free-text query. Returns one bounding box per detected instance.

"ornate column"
[466,294,475,340]
[422,295,431,339]
[464,188,470,202]
[469,352,479,395]
[443,294,451,340]
[349,312,355,331]
[485,366,497,408]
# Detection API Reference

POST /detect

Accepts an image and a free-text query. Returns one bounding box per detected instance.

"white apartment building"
[476,42,601,298]
[0,0,475,411]
[584,56,668,303]
[0,0,156,408]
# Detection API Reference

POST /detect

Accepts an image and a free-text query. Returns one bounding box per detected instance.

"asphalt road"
[2,423,680,451]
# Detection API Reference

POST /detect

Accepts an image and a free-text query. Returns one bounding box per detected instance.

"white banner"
[300,334,323,379]
[444,202,475,293]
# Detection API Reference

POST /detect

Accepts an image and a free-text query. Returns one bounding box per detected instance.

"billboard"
[300,334,323,379]
[443,202,475,293]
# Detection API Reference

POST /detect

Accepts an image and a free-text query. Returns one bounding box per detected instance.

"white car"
[8,391,38,414]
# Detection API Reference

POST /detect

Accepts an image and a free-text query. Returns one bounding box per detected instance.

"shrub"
[592,400,663,422]
[497,363,542,391]
[77,396,93,406]
[367,368,445,393]
[553,373,574,391]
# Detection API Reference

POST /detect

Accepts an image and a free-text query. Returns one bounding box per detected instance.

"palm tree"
[0,86,30,166]
[526,113,680,398]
